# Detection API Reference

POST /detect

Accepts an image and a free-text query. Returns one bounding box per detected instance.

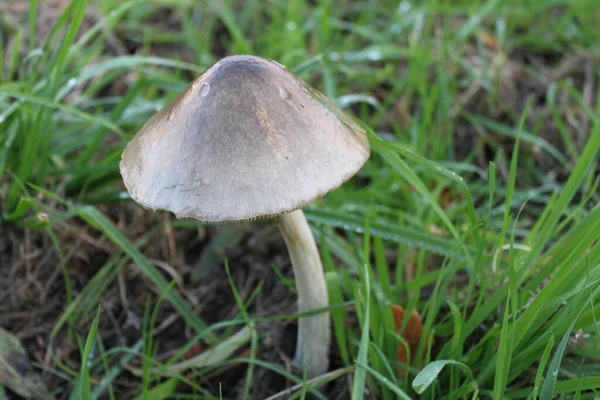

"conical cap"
[120,55,370,222]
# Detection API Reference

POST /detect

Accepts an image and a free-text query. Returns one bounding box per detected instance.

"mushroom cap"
[120,54,370,223]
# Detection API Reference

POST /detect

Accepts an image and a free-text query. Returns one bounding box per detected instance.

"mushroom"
[119,54,370,377]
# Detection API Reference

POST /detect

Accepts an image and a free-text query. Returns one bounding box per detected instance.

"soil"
[1,204,312,399]
[0,2,597,399]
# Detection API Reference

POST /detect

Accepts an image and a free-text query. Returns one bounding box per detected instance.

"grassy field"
[1,0,600,398]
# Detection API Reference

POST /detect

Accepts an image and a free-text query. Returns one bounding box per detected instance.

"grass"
[1,0,600,398]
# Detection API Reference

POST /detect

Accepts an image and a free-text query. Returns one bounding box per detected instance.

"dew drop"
[398,1,411,14]
[366,49,383,61]
[496,19,506,33]
[279,87,290,100]
[37,212,49,224]
[200,83,210,97]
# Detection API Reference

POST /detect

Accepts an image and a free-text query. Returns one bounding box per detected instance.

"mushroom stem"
[278,209,330,377]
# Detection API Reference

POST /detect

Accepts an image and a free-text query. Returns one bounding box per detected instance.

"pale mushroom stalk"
[278,209,330,376]
[119,55,370,379]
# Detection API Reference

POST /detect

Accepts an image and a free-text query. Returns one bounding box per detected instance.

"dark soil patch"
[1,200,318,398]
[0,2,597,399]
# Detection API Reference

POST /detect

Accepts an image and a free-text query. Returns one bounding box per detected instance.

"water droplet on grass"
[398,1,411,14]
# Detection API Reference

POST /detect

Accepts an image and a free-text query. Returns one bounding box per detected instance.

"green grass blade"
[539,316,581,399]
[77,306,101,399]
[352,264,372,399]
[531,336,555,400]
[412,360,476,395]
[50,0,90,90]
[72,205,212,339]
[355,361,412,400]
[493,291,513,399]
[305,208,470,259]
[527,121,600,264]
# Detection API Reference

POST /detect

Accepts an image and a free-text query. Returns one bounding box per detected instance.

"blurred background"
[1,0,599,399]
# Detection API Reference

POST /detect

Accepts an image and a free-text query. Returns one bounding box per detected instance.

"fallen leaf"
[481,32,498,50]
[391,305,431,378]
[0,328,50,399]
